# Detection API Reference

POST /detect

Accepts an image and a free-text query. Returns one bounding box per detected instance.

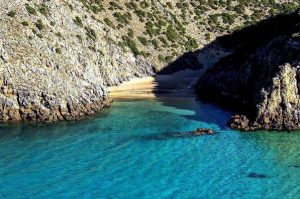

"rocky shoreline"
[2,0,300,130]
[0,0,156,122]
[197,10,300,131]
[0,81,112,122]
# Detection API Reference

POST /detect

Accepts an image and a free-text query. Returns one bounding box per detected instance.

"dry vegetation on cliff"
[0,0,299,122]
[4,0,299,66]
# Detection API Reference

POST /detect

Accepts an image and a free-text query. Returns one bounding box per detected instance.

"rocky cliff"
[0,0,155,122]
[197,10,300,130]
[0,0,298,122]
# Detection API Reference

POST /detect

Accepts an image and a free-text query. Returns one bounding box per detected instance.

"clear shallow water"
[1,97,300,198]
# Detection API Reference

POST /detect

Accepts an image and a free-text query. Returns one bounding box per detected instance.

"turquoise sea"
[1,96,300,198]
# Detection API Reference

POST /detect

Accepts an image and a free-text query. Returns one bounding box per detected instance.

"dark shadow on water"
[135,131,214,141]
[154,96,232,130]
[247,172,268,179]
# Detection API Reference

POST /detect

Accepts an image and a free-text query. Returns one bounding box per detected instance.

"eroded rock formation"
[0,1,154,122]
[197,10,300,130]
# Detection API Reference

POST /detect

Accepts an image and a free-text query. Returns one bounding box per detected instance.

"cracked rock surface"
[0,1,154,122]
[197,11,300,130]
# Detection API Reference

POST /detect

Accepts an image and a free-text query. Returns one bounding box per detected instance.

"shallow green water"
[1,97,300,198]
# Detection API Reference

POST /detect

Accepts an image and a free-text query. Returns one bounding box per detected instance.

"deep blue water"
[1,97,300,198]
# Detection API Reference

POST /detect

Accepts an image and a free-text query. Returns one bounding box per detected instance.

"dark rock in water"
[228,115,251,131]
[197,10,300,131]
[139,129,214,141]
[247,172,267,179]
[291,165,300,168]
[187,128,214,136]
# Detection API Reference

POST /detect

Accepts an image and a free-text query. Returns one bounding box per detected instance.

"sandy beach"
[109,77,157,99]
[109,69,204,100]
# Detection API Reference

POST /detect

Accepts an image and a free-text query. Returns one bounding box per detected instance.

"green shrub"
[55,32,63,38]
[21,21,29,26]
[158,54,165,62]
[209,14,219,25]
[122,36,140,56]
[185,38,199,51]
[134,9,146,18]
[165,55,173,63]
[166,2,173,9]
[32,28,37,35]
[158,36,168,45]
[280,2,298,13]
[85,27,97,41]
[166,25,178,42]
[151,39,159,49]
[68,4,74,11]
[55,48,62,54]
[141,1,150,8]
[25,4,37,15]
[74,16,83,27]
[205,33,211,41]
[145,21,161,37]
[113,12,130,24]
[76,35,83,40]
[104,18,115,28]
[138,36,147,45]
[7,11,16,17]
[39,4,50,16]
[222,13,235,25]
[35,19,45,30]
[109,1,123,10]
[127,29,134,38]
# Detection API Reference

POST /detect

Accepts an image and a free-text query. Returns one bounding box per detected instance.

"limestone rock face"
[0,0,154,122]
[1,0,297,123]
[197,11,300,130]
[253,64,300,130]
[226,64,300,130]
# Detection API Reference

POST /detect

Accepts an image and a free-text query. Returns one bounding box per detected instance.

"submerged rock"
[187,128,214,136]
[228,115,251,131]
[247,172,268,179]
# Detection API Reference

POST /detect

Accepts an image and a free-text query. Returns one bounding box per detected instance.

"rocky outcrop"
[197,10,300,130]
[0,0,154,122]
[187,128,214,136]
[1,0,298,123]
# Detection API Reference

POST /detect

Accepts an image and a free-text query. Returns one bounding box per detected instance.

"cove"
[1,96,300,198]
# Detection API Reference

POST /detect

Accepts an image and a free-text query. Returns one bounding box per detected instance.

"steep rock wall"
[0,0,154,122]
[197,11,300,130]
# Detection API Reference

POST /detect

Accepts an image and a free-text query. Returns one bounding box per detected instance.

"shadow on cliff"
[152,10,300,127]
[158,9,299,75]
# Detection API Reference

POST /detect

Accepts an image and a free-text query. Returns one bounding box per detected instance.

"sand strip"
[109,69,203,100]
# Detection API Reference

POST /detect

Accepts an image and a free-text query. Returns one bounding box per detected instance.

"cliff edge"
[1,0,297,122]
[0,1,154,122]
[197,10,300,130]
